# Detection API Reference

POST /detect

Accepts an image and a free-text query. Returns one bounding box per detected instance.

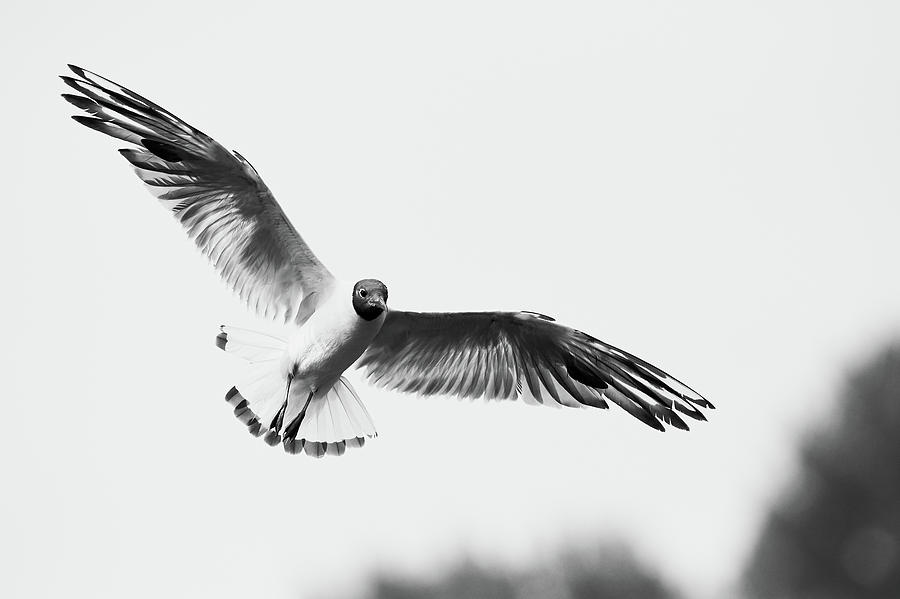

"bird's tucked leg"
[263,374,293,446]
[283,390,316,441]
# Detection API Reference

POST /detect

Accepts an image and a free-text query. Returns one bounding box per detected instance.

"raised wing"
[358,311,713,431]
[62,65,334,322]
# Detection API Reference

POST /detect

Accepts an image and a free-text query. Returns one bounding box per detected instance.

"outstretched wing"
[62,65,334,323]
[358,311,712,431]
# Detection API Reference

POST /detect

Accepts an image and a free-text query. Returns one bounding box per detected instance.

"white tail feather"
[283,377,377,458]
[216,325,285,363]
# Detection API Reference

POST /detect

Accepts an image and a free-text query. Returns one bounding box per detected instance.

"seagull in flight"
[62,65,713,458]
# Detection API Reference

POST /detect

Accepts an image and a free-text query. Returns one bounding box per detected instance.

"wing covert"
[358,310,713,431]
[62,65,334,322]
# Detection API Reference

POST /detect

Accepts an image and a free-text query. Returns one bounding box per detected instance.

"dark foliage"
[364,544,676,599]
[743,345,900,598]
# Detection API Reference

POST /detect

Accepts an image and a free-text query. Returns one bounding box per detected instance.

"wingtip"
[637,411,666,432]
[67,64,86,78]
[652,405,690,431]
[689,396,715,410]
[643,409,667,432]
[62,93,96,111]
[669,417,691,432]
[60,76,83,93]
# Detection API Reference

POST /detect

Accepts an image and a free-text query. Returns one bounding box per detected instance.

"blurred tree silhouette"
[743,345,900,598]
[364,543,676,599]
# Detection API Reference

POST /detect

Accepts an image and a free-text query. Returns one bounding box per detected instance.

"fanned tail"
[216,326,376,457]
[281,377,377,458]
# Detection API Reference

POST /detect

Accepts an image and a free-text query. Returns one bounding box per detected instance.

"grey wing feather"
[62,65,334,322]
[358,311,713,431]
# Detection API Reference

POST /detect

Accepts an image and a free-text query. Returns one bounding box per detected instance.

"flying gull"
[62,65,713,458]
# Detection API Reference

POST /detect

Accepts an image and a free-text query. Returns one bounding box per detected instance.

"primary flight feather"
[62,64,713,458]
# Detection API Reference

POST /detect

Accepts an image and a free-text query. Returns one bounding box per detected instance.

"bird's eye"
[358,288,368,298]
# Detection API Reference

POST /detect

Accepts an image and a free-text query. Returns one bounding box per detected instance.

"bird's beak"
[369,293,387,312]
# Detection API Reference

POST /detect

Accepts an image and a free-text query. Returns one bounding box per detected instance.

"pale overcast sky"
[3,2,900,598]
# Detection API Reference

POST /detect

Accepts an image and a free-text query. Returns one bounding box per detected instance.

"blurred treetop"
[743,344,900,598]
[366,543,676,599]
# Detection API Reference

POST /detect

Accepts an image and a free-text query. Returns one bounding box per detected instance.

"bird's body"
[63,64,714,458]
[281,279,386,396]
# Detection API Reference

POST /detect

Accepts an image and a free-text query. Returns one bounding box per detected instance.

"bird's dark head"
[352,279,388,321]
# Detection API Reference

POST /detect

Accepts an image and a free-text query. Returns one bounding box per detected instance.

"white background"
[3,2,900,597]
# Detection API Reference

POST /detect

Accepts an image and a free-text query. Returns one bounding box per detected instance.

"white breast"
[283,280,385,390]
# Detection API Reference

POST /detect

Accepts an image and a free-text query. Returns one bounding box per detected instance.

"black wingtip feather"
[627,405,666,432]
[142,138,187,162]
[60,75,87,93]
[70,115,141,144]
[652,406,690,431]
[674,401,708,421]
[62,93,99,112]
[605,388,666,431]
[564,356,609,390]
[646,419,666,432]
[70,114,98,126]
